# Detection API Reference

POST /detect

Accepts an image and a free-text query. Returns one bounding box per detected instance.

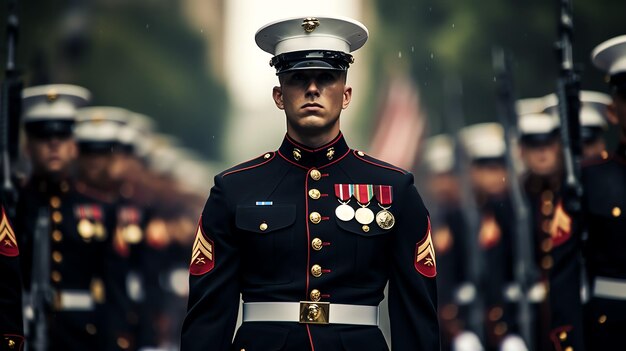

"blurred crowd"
[417,85,618,351]
[11,83,213,351]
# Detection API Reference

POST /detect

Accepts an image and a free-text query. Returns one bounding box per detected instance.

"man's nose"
[305,80,321,97]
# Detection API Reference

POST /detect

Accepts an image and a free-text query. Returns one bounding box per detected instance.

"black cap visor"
[78,141,119,154]
[25,120,74,139]
[581,127,605,144]
[271,50,353,75]
[520,130,560,147]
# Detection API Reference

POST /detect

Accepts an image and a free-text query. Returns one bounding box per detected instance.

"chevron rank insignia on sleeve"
[0,206,19,257]
[189,219,214,276]
[550,200,572,247]
[415,217,436,277]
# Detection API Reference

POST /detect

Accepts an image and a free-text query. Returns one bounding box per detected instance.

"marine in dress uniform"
[516,107,564,351]
[181,16,439,351]
[421,134,479,351]
[75,107,148,351]
[0,204,24,351]
[459,123,523,351]
[553,35,626,351]
[16,84,109,350]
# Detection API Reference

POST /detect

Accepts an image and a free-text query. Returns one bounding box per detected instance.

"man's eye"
[319,73,334,81]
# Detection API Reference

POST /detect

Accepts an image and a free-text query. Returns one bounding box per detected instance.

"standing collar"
[278,132,350,169]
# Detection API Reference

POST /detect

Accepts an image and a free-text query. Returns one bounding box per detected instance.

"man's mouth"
[302,103,323,109]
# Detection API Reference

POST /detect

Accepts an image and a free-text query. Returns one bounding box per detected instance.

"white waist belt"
[242,302,379,326]
[57,290,94,311]
[593,277,626,300]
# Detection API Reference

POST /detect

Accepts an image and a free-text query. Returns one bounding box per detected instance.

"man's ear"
[607,102,619,125]
[272,86,284,110]
[342,86,352,110]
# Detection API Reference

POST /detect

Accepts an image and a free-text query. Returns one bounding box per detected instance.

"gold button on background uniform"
[263,153,271,159]
[362,225,370,232]
[310,169,321,181]
[52,211,63,223]
[259,222,268,231]
[50,196,61,208]
[559,331,568,341]
[51,270,62,283]
[308,189,321,200]
[117,337,130,349]
[542,256,554,270]
[311,238,323,251]
[310,289,321,301]
[542,201,554,216]
[85,323,97,335]
[52,251,63,263]
[612,207,621,217]
[309,212,321,224]
[52,230,63,242]
[357,151,365,156]
[598,314,607,324]
[311,264,322,277]
[541,238,553,253]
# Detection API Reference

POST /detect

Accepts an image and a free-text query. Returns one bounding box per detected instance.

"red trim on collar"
[284,132,344,152]
[277,148,350,170]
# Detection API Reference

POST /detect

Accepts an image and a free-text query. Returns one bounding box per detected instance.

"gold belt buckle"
[299,301,330,324]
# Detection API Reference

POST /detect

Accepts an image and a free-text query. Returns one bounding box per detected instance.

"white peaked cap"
[591,35,626,75]
[422,134,455,174]
[256,16,368,56]
[22,84,91,122]
[459,123,506,159]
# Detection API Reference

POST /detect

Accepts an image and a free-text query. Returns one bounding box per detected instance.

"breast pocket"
[335,214,393,289]
[236,204,296,285]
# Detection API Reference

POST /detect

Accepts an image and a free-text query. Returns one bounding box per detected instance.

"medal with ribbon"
[353,184,375,225]
[91,206,107,240]
[334,184,355,221]
[119,207,143,244]
[374,185,395,229]
[75,205,95,240]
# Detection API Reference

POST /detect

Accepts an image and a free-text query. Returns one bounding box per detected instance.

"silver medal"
[335,203,355,221]
[355,207,375,225]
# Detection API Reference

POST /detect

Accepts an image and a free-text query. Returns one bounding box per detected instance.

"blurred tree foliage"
[1,0,228,160]
[371,0,624,142]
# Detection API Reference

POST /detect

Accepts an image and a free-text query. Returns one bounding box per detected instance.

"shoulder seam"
[352,150,407,175]
[223,152,276,177]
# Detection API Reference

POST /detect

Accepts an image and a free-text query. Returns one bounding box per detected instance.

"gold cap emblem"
[302,18,320,33]
[46,89,58,102]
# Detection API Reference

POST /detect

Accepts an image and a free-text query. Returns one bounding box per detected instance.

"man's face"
[272,69,351,138]
[26,135,77,175]
[520,140,562,177]
[78,153,114,189]
[470,164,508,196]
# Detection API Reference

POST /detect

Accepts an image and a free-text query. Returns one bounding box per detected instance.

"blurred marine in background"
[16,84,109,350]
